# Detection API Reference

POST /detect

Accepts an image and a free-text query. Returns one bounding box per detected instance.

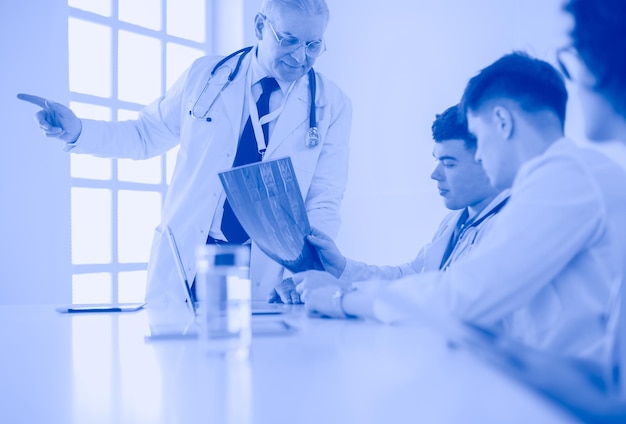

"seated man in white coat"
[306,104,508,284]
[295,52,626,367]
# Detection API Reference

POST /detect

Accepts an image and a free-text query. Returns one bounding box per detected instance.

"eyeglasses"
[264,17,326,58]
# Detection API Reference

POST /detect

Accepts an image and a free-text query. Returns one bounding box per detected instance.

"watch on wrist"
[331,288,357,319]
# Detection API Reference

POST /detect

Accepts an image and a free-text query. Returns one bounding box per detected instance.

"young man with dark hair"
[304,104,507,287]
[295,52,626,368]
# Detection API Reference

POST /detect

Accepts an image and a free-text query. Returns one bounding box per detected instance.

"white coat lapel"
[263,78,310,157]
[422,209,465,271]
[217,54,252,142]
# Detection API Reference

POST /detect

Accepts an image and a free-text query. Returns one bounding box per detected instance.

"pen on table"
[67,307,123,313]
[144,332,199,342]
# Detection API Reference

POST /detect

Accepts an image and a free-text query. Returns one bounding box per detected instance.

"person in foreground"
[303,104,508,286]
[17,0,351,306]
[507,1,626,420]
[561,0,626,376]
[295,52,626,367]
[562,0,626,148]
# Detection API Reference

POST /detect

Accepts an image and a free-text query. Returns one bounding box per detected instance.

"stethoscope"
[440,196,510,270]
[188,46,319,148]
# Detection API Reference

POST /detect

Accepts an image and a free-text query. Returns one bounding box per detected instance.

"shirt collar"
[464,187,511,221]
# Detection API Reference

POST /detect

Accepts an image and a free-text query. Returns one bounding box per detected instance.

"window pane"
[70,155,112,180]
[166,145,179,185]
[119,271,147,303]
[69,102,112,180]
[69,0,111,17]
[167,0,206,42]
[67,0,211,310]
[117,109,140,121]
[118,31,162,104]
[118,156,162,184]
[69,18,111,97]
[72,272,112,303]
[166,43,205,90]
[71,188,112,264]
[118,190,161,263]
[70,102,112,120]
[119,0,161,30]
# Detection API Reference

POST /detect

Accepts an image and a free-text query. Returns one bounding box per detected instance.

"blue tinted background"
[0,0,595,304]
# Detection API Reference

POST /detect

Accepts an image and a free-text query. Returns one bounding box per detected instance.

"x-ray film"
[218,157,324,273]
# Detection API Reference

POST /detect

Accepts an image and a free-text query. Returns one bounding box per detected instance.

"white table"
[0,305,575,423]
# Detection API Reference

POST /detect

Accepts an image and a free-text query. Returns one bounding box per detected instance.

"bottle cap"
[215,252,236,267]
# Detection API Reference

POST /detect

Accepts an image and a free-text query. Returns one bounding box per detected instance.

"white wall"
[0,1,72,304]
[212,0,245,54]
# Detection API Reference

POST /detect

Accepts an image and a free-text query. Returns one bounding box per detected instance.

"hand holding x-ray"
[306,227,347,278]
[218,157,325,273]
[17,93,82,143]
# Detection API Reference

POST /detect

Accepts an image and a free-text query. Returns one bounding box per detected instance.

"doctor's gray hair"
[260,0,330,20]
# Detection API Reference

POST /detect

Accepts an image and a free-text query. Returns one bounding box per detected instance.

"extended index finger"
[17,93,48,109]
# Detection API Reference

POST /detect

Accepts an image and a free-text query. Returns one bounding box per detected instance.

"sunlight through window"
[68,0,210,304]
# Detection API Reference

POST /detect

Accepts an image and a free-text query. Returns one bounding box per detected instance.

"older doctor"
[18,0,351,306]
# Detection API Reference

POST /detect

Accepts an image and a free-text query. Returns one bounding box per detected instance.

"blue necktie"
[220,77,279,243]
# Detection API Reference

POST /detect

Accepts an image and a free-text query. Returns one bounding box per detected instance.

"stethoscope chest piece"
[306,126,319,148]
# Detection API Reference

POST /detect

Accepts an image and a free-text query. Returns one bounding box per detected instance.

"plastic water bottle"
[195,244,251,360]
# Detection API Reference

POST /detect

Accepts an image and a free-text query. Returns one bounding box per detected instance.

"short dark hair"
[565,0,626,118]
[460,52,568,127]
[431,104,476,149]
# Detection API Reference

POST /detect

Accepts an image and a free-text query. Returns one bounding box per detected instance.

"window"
[67,0,209,304]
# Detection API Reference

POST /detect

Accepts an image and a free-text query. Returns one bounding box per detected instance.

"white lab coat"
[339,191,510,283]
[68,50,352,304]
[372,139,626,365]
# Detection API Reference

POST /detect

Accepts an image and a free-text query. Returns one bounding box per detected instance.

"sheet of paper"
[219,156,324,273]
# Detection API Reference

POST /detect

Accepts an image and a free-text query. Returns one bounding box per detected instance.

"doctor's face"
[255,9,327,82]
[430,138,496,211]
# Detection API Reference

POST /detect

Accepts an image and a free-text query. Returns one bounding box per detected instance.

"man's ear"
[492,105,514,140]
[254,13,265,40]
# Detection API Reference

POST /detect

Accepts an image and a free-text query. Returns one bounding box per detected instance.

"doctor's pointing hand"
[17,93,82,143]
